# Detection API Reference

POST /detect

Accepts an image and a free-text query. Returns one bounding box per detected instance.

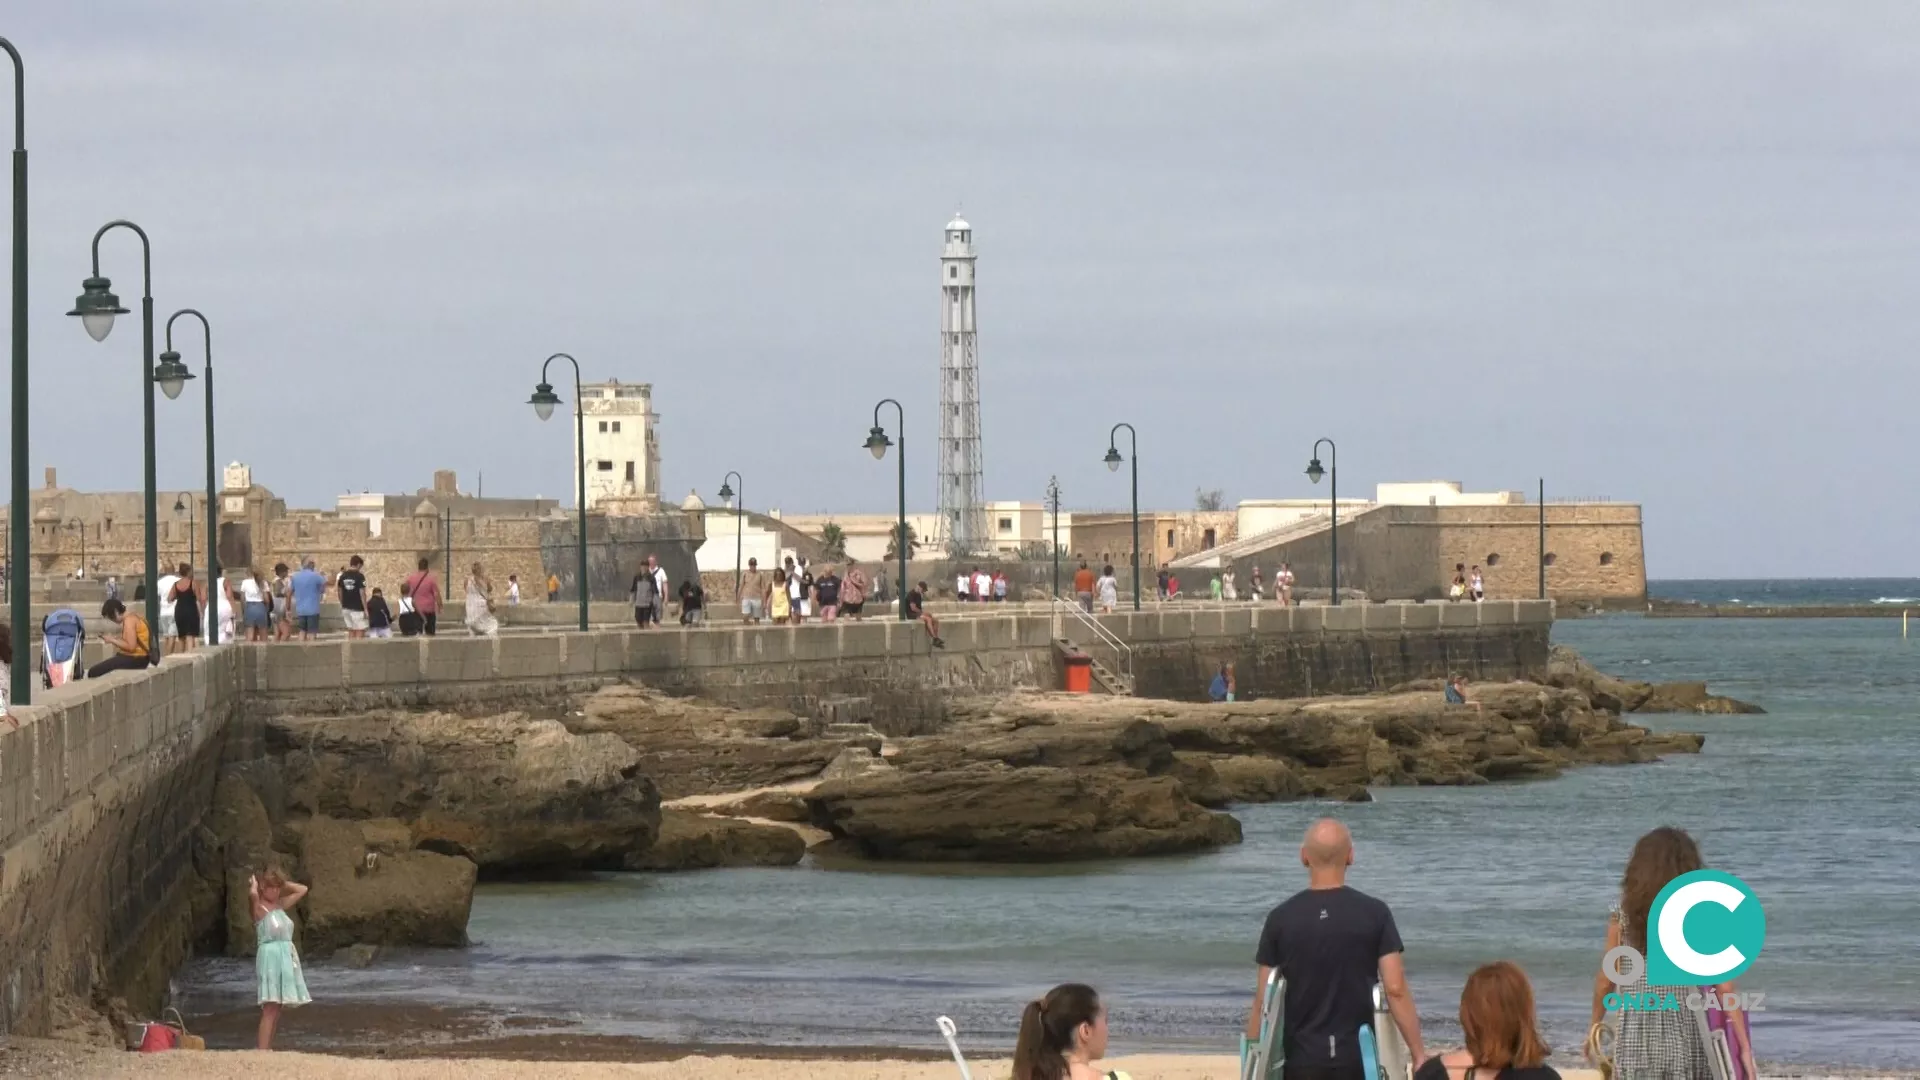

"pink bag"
[137,1021,178,1052]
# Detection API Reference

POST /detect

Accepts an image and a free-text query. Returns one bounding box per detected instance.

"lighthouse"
[936,213,986,556]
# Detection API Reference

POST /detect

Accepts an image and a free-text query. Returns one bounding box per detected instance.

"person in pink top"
[403,557,443,636]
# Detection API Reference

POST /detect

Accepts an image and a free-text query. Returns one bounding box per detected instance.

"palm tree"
[883,521,918,562]
[820,522,850,561]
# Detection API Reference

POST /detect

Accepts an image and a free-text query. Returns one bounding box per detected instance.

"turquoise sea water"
[172,614,1920,1068]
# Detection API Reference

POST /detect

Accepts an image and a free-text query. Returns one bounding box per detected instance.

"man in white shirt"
[956,571,971,602]
[649,556,670,626]
[972,567,991,604]
[156,570,181,640]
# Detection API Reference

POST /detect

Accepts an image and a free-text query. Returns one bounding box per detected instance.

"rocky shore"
[134,646,1736,1041]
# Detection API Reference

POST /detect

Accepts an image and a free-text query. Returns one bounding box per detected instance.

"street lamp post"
[1305,438,1338,606]
[174,496,194,574]
[1104,423,1140,611]
[718,472,743,604]
[70,220,166,657]
[164,309,216,644]
[1046,476,1061,600]
[528,353,589,632]
[863,398,908,621]
[4,39,30,704]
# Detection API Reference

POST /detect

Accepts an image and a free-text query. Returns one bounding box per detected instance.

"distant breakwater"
[1646,599,1915,619]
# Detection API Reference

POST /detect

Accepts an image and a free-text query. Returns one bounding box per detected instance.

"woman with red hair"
[1416,961,1559,1080]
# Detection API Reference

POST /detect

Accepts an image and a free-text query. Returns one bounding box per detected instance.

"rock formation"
[1547,645,1764,714]
[297,816,477,958]
[262,710,662,873]
[622,809,807,871]
[807,763,1243,862]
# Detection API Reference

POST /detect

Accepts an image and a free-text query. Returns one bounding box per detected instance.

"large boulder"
[807,763,1243,862]
[297,816,477,958]
[1547,645,1762,715]
[568,684,858,798]
[264,711,661,873]
[623,809,806,871]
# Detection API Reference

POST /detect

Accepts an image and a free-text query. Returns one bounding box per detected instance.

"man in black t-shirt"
[905,582,944,649]
[337,555,370,640]
[1246,818,1424,1080]
[814,569,842,621]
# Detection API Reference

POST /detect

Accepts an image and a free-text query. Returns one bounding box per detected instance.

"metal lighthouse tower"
[936,212,987,556]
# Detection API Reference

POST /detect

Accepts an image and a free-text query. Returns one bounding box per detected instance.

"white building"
[576,380,660,509]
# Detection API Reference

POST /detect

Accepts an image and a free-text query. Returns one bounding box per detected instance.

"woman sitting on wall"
[87,598,152,678]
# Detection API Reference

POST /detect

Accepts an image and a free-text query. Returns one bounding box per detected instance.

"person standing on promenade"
[649,556,670,627]
[1250,566,1264,602]
[740,558,769,622]
[906,581,944,649]
[814,565,842,622]
[366,587,393,639]
[465,563,499,637]
[507,574,521,606]
[994,569,1009,603]
[973,566,992,605]
[1416,962,1559,1080]
[840,560,868,620]
[796,559,814,621]
[1073,560,1096,612]
[337,555,370,640]
[1210,575,1224,602]
[270,563,292,641]
[1012,983,1125,1080]
[1588,826,1754,1080]
[404,558,442,636]
[239,567,270,643]
[1469,565,1485,603]
[546,572,560,603]
[631,561,659,628]
[783,556,805,622]
[1096,564,1119,614]
[289,559,327,641]
[1223,568,1238,601]
[167,565,203,654]
[770,567,791,624]
[250,868,311,1050]
[955,566,971,603]
[1279,563,1295,607]
[157,565,181,645]
[1157,565,1171,601]
[1246,818,1425,1080]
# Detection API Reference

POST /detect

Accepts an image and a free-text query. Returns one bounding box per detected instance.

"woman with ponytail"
[1011,983,1129,1080]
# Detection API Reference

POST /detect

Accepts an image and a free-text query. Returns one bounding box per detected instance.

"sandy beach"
[0,1039,1619,1080]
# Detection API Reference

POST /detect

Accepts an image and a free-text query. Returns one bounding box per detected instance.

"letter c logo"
[1647,870,1766,985]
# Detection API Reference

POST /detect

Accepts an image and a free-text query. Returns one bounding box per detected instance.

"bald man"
[1245,818,1424,1080]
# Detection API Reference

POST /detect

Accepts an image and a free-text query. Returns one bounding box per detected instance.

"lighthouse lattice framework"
[936,212,987,557]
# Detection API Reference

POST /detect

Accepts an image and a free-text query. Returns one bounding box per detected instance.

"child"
[250,868,311,1049]
[507,574,521,606]
[366,587,393,639]
[396,583,423,637]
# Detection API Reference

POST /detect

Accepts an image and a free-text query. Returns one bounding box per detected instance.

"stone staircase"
[1054,637,1134,696]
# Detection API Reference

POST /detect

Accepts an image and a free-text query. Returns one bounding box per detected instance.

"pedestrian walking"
[1223,568,1238,601]
[403,558,442,636]
[956,567,971,603]
[796,559,814,621]
[239,567,270,643]
[993,570,1009,603]
[464,563,499,637]
[366,587,393,639]
[1157,565,1171,601]
[840,560,868,620]
[1096,564,1119,614]
[649,556,670,626]
[740,557,769,622]
[771,567,792,624]
[972,566,991,605]
[507,574,521,606]
[631,561,659,628]
[1250,566,1264,601]
[546,572,560,603]
[678,579,706,625]
[290,559,327,641]
[1278,563,1294,607]
[1073,560,1095,612]
[337,555,369,640]
[1470,565,1485,602]
[814,565,842,622]
[271,563,293,640]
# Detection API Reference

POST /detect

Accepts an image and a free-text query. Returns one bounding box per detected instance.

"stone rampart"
[0,649,241,1036]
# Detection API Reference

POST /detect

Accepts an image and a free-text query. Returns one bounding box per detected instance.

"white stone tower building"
[575,379,661,510]
[936,213,987,556]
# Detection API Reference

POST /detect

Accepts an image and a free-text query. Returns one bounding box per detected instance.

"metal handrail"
[1051,597,1133,691]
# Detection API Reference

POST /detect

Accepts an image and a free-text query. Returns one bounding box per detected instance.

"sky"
[3,2,1918,579]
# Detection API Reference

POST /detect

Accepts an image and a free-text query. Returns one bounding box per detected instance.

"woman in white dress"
[1096,564,1120,614]
[465,563,499,637]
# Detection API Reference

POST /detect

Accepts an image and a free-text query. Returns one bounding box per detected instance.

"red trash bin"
[1063,653,1092,693]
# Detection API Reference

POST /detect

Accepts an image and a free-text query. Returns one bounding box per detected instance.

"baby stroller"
[41,608,86,688]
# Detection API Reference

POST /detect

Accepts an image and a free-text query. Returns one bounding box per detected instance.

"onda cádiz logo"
[1603,870,1768,1013]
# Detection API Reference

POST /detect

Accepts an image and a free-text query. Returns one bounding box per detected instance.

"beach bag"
[137,1021,177,1052]
[164,1007,205,1051]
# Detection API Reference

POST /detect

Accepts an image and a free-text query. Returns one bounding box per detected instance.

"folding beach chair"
[1370,982,1414,1080]
[936,1016,973,1080]
[1241,970,1285,1080]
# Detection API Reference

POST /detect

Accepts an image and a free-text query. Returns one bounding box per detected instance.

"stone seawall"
[240,601,1554,733]
[0,650,241,1037]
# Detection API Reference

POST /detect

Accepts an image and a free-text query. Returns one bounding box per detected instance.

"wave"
[1871,597,1917,604]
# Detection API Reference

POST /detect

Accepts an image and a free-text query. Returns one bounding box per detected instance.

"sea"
[172,580,1920,1070]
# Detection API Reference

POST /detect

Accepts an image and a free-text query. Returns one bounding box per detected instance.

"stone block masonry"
[0,649,241,1037]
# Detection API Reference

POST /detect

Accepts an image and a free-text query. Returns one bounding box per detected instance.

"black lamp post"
[863,398,908,621]
[1046,476,1061,600]
[4,39,29,704]
[528,353,589,632]
[1305,438,1338,606]
[70,220,166,657]
[1104,422,1140,611]
[173,495,194,575]
[718,471,743,604]
[163,309,216,644]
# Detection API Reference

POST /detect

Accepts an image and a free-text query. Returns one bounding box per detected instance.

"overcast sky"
[4,2,1917,578]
